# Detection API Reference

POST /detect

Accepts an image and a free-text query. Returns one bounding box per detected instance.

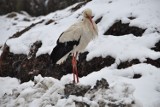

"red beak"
[88,16,96,31]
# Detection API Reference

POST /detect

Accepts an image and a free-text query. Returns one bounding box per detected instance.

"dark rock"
[133,74,142,79]
[64,78,108,99]
[95,16,103,24]
[93,78,109,90]
[78,53,115,77]
[64,83,91,97]
[75,101,90,107]
[151,40,160,52]
[0,42,50,82]
[27,41,42,59]
[104,20,146,36]
[128,16,136,20]
[23,18,30,22]
[145,58,160,68]
[45,19,55,25]
[117,58,160,69]
[6,12,17,18]
[0,48,27,78]
[117,59,140,69]
[87,78,109,95]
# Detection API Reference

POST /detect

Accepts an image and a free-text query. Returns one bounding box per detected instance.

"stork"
[50,8,98,83]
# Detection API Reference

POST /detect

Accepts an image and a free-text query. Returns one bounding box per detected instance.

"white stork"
[50,8,98,83]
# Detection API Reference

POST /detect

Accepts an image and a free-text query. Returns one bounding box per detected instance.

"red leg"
[72,55,76,83]
[75,61,79,83]
[72,53,79,83]
[74,53,79,83]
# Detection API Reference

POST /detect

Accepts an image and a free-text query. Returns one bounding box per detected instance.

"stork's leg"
[74,53,79,83]
[75,62,79,83]
[72,52,79,83]
[72,55,76,83]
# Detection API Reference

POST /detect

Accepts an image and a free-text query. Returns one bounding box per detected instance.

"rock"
[64,83,91,97]
[145,58,160,68]
[117,58,160,69]
[45,19,55,25]
[95,16,103,24]
[87,78,109,94]
[27,41,42,59]
[6,12,17,18]
[117,59,140,69]
[75,101,90,107]
[104,20,146,36]
[151,40,160,52]
[133,74,142,79]
[78,53,115,77]
[23,18,30,22]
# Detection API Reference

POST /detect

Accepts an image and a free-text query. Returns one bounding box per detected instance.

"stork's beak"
[88,15,96,32]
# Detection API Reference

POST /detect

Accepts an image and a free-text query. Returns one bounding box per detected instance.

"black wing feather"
[50,34,81,64]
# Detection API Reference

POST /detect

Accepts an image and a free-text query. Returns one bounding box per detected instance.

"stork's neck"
[83,17,98,35]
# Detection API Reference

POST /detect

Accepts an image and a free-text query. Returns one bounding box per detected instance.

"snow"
[79,63,160,107]
[86,33,160,63]
[0,0,160,106]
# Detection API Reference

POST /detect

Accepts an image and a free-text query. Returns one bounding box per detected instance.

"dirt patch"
[104,20,146,36]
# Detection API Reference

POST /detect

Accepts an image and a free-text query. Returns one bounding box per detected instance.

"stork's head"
[83,8,98,35]
[83,8,92,18]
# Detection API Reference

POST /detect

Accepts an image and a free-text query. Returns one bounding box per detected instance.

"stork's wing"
[58,22,83,43]
[50,22,82,64]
